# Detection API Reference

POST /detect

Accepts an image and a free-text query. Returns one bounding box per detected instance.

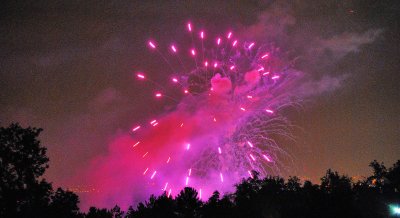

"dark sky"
[1,0,399,190]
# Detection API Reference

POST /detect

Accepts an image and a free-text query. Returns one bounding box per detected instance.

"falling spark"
[180,123,184,127]
[263,155,271,162]
[230,65,235,70]
[271,75,280,80]
[218,147,222,154]
[186,143,191,150]
[247,95,253,99]
[248,42,255,49]
[155,92,162,98]
[265,109,274,114]
[213,63,218,68]
[248,170,253,178]
[191,49,196,56]
[257,67,264,72]
[240,107,246,111]
[167,189,172,198]
[187,23,192,32]
[185,177,189,186]
[247,141,254,148]
[150,171,157,179]
[171,45,177,53]
[166,157,171,163]
[188,168,192,176]
[132,141,140,148]
[163,182,168,191]
[220,173,224,182]
[250,154,256,161]
[172,77,178,83]
[213,117,217,122]
[232,40,238,46]
[261,53,269,59]
[204,61,208,67]
[263,72,270,76]
[143,168,149,175]
[136,73,145,79]
[142,152,148,158]
[217,38,221,45]
[148,41,156,49]
[150,120,157,124]
[200,31,204,39]
[199,189,202,199]
[132,126,141,132]
[227,32,232,39]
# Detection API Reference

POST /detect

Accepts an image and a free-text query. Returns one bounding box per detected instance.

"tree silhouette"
[175,187,202,218]
[0,123,81,218]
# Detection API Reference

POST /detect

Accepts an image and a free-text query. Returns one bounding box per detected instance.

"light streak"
[232,40,237,46]
[172,77,178,83]
[248,42,255,49]
[261,53,269,59]
[200,31,204,39]
[248,170,253,178]
[150,171,157,179]
[143,168,149,175]
[136,73,145,79]
[240,107,246,111]
[227,32,232,39]
[167,189,172,197]
[148,41,156,49]
[142,152,148,158]
[217,38,221,45]
[186,143,190,150]
[187,23,192,32]
[250,154,256,161]
[132,141,140,148]
[185,176,189,186]
[188,168,192,176]
[171,45,177,53]
[155,92,162,98]
[247,141,254,148]
[263,155,271,162]
[132,126,141,132]
[191,49,196,56]
[220,173,224,182]
[163,182,168,191]
[265,109,274,114]
[218,147,222,154]
[271,75,280,80]
[166,157,171,163]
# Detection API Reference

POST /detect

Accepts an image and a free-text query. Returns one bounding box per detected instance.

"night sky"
[1,0,399,208]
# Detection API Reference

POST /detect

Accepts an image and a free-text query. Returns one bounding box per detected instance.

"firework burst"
[131,22,301,199]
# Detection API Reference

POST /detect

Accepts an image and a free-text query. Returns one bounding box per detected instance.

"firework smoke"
[76,4,382,210]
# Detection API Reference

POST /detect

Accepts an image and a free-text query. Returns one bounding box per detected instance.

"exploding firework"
[131,22,301,199]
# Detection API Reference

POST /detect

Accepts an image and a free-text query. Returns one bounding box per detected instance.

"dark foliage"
[1,123,399,217]
[0,123,81,218]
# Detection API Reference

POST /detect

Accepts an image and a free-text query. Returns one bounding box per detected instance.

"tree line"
[1,123,399,217]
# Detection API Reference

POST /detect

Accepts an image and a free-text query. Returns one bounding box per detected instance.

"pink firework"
[130,22,300,200]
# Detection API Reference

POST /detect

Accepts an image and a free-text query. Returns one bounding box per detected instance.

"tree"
[0,123,81,218]
[48,188,80,218]
[175,187,202,218]
[0,123,50,217]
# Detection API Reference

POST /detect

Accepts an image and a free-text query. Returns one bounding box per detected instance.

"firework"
[131,22,300,199]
